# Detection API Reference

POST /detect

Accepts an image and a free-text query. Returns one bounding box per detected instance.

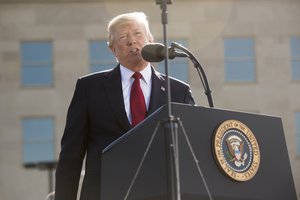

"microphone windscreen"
[141,43,165,62]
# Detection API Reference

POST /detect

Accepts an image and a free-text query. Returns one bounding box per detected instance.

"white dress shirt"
[120,64,152,124]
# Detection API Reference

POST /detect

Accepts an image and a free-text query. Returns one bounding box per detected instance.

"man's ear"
[110,47,118,57]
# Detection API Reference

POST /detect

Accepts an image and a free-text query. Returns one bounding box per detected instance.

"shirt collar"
[120,64,152,85]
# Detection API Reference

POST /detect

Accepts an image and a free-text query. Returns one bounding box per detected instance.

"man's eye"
[119,35,127,40]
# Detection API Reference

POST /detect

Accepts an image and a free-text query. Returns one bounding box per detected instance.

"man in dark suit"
[55,12,195,200]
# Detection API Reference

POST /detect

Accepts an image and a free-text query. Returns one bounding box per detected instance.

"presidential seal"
[213,120,260,181]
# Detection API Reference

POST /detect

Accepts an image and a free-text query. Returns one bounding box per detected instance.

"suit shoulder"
[79,68,113,81]
[159,73,190,88]
[169,76,190,87]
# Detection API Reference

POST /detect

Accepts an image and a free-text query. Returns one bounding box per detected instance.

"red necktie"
[130,72,146,127]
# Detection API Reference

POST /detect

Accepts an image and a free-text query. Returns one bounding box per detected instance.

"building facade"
[0,0,299,199]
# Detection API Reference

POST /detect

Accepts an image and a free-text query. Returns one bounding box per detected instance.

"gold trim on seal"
[213,120,260,182]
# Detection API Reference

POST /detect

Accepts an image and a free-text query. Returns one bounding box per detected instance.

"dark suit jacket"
[55,65,195,200]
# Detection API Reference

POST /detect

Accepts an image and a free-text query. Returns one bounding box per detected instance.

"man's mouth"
[130,48,139,53]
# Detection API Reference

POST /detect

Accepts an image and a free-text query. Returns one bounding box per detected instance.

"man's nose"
[127,34,136,45]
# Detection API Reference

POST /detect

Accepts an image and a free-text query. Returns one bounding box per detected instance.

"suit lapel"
[103,66,166,128]
[103,65,131,130]
[147,67,167,116]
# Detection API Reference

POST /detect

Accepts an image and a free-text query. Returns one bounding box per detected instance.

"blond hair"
[107,12,153,48]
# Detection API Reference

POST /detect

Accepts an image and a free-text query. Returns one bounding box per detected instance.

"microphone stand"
[156,0,181,200]
[124,3,214,199]
[171,42,214,108]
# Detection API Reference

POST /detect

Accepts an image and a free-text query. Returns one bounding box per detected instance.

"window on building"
[155,39,189,82]
[22,117,55,165]
[290,37,300,81]
[224,38,256,82]
[20,42,53,86]
[89,40,117,73]
[296,112,300,156]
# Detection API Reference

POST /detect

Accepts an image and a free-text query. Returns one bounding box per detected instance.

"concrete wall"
[0,0,299,199]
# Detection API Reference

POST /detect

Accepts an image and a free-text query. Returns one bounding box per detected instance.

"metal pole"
[156,0,181,199]
[163,116,181,200]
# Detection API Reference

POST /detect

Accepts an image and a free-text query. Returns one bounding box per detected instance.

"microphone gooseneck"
[141,42,214,108]
[171,42,214,108]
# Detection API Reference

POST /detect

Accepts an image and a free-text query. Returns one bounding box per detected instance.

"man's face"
[110,21,153,71]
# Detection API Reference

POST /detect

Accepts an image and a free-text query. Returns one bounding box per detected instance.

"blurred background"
[0,0,299,199]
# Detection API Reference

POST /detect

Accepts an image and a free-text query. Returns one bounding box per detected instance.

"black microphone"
[141,43,188,62]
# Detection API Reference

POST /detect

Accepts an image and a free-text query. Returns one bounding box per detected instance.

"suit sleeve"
[184,85,195,105]
[170,78,196,106]
[55,78,89,200]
